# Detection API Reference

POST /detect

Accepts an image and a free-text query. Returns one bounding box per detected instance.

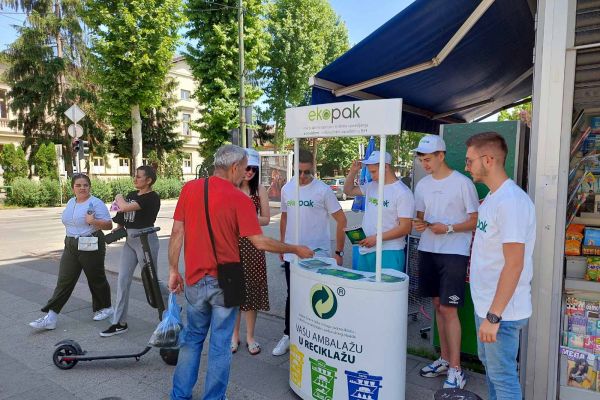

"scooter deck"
[68,346,152,362]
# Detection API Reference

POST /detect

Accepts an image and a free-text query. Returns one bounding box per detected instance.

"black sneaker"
[100,323,128,337]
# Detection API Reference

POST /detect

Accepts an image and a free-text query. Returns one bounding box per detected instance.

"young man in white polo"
[273,149,347,356]
[412,135,479,389]
[344,150,414,272]
[465,132,535,400]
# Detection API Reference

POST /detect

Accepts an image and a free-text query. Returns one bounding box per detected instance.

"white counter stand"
[289,259,408,400]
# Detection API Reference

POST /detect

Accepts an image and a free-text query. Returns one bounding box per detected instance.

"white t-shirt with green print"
[359,180,415,255]
[470,179,536,321]
[281,177,342,262]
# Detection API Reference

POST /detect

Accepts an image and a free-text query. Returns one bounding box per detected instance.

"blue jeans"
[475,315,528,400]
[171,276,238,400]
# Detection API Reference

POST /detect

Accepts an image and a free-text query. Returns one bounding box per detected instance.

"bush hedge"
[6,177,183,207]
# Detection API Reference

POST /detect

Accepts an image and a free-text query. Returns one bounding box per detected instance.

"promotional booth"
[285,98,409,400]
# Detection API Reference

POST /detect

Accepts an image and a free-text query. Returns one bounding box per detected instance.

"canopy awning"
[310,0,535,134]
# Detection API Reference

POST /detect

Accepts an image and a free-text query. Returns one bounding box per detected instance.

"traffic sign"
[67,124,84,138]
[64,104,85,123]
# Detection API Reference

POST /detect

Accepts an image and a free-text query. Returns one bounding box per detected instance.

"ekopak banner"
[289,266,408,400]
[284,99,403,139]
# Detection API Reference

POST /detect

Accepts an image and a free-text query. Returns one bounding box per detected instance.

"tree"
[84,0,185,170]
[0,144,28,184]
[110,77,185,160]
[318,137,365,177]
[185,0,267,160]
[3,0,88,174]
[263,0,349,150]
[498,99,532,127]
[33,142,58,179]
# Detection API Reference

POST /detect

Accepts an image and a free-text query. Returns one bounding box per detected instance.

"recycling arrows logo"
[310,284,338,319]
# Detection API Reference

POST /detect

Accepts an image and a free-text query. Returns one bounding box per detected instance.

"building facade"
[0,57,203,183]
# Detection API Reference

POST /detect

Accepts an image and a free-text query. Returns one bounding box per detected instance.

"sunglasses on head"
[245,166,259,172]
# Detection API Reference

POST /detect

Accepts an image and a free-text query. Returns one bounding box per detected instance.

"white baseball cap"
[413,135,446,154]
[362,150,392,165]
[246,148,260,167]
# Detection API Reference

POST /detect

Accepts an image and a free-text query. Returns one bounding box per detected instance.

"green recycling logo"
[310,284,337,320]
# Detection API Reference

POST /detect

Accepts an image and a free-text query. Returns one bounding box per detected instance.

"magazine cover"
[562,347,597,391]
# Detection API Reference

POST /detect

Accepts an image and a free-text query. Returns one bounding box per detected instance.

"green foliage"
[498,99,532,125]
[318,137,366,177]
[39,178,61,206]
[7,177,40,207]
[33,142,58,179]
[146,150,183,180]
[185,0,267,159]
[84,0,185,130]
[109,177,135,198]
[0,144,28,184]
[110,78,185,158]
[392,131,425,174]
[263,0,349,149]
[153,178,183,199]
[90,178,113,203]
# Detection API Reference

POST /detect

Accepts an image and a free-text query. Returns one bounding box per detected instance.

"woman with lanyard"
[29,173,113,330]
[231,148,271,355]
[100,165,166,337]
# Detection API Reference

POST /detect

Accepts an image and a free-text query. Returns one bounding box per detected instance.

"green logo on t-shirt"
[367,197,389,208]
[476,219,488,233]
[286,199,315,207]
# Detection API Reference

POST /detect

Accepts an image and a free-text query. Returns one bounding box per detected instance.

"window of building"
[182,113,191,135]
[180,89,191,100]
[93,158,104,167]
[142,158,149,166]
[0,89,7,119]
[119,158,130,167]
[183,154,192,168]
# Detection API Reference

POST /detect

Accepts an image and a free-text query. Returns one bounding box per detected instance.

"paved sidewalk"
[0,200,489,399]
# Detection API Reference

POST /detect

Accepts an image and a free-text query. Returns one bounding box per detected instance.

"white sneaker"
[272,334,290,356]
[93,307,113,321]
[29,314,56,330]
[443,367,467,389]
[419,357,449,377]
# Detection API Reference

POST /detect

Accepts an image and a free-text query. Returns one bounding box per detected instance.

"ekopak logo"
[308,104,361,123]
[310,284,338,319]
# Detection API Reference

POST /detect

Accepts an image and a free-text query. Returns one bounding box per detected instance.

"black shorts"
[418,251,469,307]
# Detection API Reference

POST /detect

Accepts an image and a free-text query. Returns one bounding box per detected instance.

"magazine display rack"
[561,109,600,399]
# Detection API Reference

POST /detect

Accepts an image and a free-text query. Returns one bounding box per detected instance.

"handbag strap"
[204,177,219,265]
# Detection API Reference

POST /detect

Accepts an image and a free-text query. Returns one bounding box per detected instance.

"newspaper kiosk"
[285,99,409,400]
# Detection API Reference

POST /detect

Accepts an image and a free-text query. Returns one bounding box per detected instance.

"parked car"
[322,177,351,200]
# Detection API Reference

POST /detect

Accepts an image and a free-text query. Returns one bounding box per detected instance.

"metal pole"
[238,0,246,148]
[294,139,300,263]
[375,135,386,282]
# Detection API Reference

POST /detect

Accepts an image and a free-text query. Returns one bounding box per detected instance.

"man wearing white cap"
[344,150,414,272]
[412,134,479,390]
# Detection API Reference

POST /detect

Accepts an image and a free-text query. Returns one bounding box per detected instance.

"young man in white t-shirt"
[344,151,414,272]
[465,132,536,400]
[272,149,347,356]
[412,135,479,390]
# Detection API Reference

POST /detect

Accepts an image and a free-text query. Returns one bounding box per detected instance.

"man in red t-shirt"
[168,145,313,400]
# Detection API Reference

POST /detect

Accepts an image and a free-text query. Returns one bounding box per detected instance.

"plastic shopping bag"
[149,293,183,348]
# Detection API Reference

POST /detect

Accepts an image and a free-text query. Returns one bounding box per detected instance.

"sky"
[0,1,413,50]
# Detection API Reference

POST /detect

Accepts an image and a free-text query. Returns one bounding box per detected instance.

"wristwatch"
[446,224,455,234]
[335,250,344,257]
[486,312,502,324]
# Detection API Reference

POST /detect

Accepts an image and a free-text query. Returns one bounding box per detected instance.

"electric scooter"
[52,226,180,370]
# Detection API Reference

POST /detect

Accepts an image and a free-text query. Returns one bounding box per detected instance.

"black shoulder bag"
[204,177,246,307]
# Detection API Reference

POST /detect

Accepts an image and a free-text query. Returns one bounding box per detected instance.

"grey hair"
[213,145,247,170]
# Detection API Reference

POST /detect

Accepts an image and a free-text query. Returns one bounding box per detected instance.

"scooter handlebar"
[131,226,161,238]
